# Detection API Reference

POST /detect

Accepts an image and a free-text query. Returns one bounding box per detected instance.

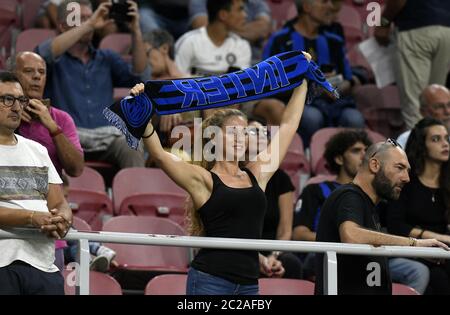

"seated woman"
[387,117,450,294]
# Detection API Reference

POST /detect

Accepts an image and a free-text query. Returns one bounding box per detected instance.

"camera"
[109,0,132,23]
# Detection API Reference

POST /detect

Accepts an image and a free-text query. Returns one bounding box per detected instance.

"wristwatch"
[380,16,391,27]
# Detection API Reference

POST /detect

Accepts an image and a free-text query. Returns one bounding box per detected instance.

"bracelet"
[50,127,63,138]
[29,211,35,227]
[418,229,425,239]
[142,127,155,138]
[409,237,417,247]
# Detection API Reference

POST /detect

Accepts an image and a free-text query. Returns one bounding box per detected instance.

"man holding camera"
[36,0,150,169]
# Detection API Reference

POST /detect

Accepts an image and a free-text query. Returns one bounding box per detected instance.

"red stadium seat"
[353,84,405,138]
[67,189,113,231]
[20,0,46,29]
[63,270,122,295]
[310,127,385,175]
[338,4,364,51]
[0,0,19,57]
[15,28,56,52]
[392,283,420,295]
[72,216,92,231]
[99,33,131,55]
[68,166,106,193]
[102,216,189,272]
[304,174,337,186]
[144,274,187,295]
[112,167,187,214]
[258,278,315,295]
[266,0,297,31]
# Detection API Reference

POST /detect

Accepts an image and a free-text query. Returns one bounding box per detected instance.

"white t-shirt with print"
[175,27,252,76]
[0,135,62,273]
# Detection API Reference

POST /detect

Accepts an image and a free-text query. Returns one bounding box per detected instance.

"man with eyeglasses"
[397,84,450,148]
[0,71,72,295]
[314,139,449,295]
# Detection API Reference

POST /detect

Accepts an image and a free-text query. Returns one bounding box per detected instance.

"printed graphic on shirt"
[0,166,48,200]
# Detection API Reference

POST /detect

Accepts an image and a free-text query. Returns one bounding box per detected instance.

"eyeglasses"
[0,95,29,108]
[370,138,402,159]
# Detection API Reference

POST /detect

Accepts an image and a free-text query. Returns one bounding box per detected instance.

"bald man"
[397,84,450,147]
[8,52,84,178]
[314,140,448,295]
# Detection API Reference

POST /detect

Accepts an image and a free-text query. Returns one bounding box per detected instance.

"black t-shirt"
[262,169,295,240]
[395,0,450,31]
[387,175,448,237]
[315,184,392,295]
[294,181,340,232]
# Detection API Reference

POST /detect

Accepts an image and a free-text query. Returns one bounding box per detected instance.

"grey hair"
[58,0,92,23]
[5,52,44,72]
[362,142,395,167]
[143,29,175,59]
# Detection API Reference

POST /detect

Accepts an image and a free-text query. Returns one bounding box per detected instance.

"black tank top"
[190,168,267,285]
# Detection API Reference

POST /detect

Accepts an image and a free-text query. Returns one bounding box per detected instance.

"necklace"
[431,190,436,203]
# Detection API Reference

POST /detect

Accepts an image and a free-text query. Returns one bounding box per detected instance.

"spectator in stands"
[263,0,365,147]
[176,0,285,124]
[0,72,72,295]
[387,118,450,294]
[9,52,84,178]
[137,0,190,39]
[189,0,272,62]
[245,118,303,279]
[9,51,85,272]
[374,0,450,129]
[294,130,431,294]
[128,58,309,294]
[36,0,149,169]
[314,138,448,295]
[397,84,450,147]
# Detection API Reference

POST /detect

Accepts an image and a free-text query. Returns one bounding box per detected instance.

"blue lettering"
[197,76,230,104]
[270,56,290,87]
[227,73,247,98]
[173,79,207,108]
[246,61,280,94]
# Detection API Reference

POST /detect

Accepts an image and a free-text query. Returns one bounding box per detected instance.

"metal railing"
[1,228,450,295]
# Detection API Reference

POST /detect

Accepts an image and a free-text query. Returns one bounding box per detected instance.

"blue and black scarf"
[103,50,338,149]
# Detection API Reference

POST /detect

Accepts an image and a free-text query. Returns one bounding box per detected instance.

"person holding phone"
[36,0,150,170]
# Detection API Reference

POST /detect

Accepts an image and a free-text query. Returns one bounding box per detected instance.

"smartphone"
[109,0,132,23]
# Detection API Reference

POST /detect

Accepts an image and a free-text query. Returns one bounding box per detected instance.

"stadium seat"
[20,0,46,29]
[392,283,420,295]
[144,274,187,295]
[258,278,315,295]
[68,166,106,192]
[99,33,131,55]
[63,270,122,295]
[266,0,297,31]
[112,167,187,214]
[15,28,56,52]
[67,189,114,231]
[0,0,19,57]
[72,216,92,231]
[102,216,189,272]
[304,174,337,186]
[338,4,364,51]
[310,127,385,175]
[353,84,405,138]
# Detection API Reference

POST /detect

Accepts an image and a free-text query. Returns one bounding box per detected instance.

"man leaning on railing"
[0,72,72,295]
[314,139,449,295]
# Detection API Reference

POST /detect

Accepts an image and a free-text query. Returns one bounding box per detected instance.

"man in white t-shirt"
[0,72,72,295]
[175,0,251,76]
[397,84,450,148]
